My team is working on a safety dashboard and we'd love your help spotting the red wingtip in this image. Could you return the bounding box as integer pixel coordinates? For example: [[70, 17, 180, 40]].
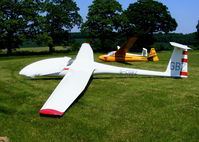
[[39, 109, 63, 116]]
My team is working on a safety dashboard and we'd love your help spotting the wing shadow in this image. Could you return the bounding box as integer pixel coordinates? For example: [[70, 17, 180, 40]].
[[32, 77, 63, 80], [116, 62, 133, 65]]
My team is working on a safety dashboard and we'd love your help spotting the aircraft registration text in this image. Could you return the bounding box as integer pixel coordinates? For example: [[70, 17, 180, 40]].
[[120, 69, 137, 75]]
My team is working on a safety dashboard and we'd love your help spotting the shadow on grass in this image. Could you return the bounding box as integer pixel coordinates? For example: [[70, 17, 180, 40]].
[[32, 77, 63, 80], [116, 62, 133, 65], [40, 114, 62, 118]]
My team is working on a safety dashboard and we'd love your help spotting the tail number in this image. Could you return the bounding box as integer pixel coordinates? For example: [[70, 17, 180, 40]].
[[171, 62, 181, 71]]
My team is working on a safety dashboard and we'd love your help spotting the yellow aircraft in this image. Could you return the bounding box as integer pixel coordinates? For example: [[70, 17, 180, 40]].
[[98, 36, 159, 62]]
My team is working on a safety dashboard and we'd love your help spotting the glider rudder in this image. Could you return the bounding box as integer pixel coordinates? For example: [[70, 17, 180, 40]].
[[165, 42, 191, 78], [147, 48, 159, 61]]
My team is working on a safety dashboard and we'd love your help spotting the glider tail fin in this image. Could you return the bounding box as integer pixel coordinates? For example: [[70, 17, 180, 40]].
[[165, 42, 191, 78], [147, 48, 159, 61]]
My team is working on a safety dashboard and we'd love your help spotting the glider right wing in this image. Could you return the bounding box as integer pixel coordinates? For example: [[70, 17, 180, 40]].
[[115, 36, 137, 57], [39, 43, 94, 116]]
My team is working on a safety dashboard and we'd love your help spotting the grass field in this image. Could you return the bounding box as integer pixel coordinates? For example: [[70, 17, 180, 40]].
[[0, 46, 70, 56], [0, 49, 199, 142]]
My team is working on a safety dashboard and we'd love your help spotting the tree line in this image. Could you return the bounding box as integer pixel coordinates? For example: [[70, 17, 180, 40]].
[[0, 0, 198, 55], [0, 0, 82, 55]]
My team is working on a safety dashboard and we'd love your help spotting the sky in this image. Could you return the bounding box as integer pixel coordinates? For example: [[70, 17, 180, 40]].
[[72, 0, 199, 34]]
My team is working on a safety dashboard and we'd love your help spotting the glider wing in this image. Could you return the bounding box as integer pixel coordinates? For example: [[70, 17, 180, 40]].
[[39, 43, 94, 116], [19, 57, 71, 78], [115, 36, 137, 57]]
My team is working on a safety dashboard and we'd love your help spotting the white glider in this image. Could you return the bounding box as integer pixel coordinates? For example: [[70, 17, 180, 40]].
[[19, 42, 191, 116]]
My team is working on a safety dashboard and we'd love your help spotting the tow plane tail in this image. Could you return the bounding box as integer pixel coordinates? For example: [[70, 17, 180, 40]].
[[147, 48, 159, 61], [165, 42, 191, 78]]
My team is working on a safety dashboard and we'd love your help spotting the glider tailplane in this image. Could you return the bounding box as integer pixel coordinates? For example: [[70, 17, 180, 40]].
[[147, 48, 159, 61], [165, 42, 191, 78]]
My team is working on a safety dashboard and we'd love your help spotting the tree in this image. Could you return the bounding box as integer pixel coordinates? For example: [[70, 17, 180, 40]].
[[81, 0, 123, 51], [37, 0, 82, 53], [125, 0, 177, 34], [0, 0, 39, 55], [197, 20, 199, 39], [123, 0, 177, 49]]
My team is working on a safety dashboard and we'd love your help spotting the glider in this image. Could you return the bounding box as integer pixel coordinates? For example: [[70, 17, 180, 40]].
[[98, 36, 159, 62], [19, 42, 191, 116]]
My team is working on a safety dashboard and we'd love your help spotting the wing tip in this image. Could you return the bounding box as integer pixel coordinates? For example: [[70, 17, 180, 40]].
[[39, 109, 64, 116]]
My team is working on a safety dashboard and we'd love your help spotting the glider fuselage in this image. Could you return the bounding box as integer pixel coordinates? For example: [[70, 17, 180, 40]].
[[99, 53, 149, 62]]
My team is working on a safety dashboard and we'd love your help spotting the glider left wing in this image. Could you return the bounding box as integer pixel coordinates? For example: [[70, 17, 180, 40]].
[[39, 43, 94, 116]]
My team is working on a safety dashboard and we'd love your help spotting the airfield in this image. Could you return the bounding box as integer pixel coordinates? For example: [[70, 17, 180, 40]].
[[0, 47, 199, 142]]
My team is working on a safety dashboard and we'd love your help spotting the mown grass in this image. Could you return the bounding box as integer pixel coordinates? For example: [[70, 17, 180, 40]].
[[0, 49, 199, 142], [0, 46, 70, 56]]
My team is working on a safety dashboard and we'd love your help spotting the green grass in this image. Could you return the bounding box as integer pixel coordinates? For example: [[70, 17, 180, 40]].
[[0, 46, 70, 55], [0, 49, 199, 142]]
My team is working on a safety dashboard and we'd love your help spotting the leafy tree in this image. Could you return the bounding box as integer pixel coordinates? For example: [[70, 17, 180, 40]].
[[154, 33, 199, 48], [123, 0, 177, 49], [81, 0, 123, 51], [197, 20, 199, 39], [37, 0, 82, 53], [125, 0, 177, 34], [0, 0, 39, 55]]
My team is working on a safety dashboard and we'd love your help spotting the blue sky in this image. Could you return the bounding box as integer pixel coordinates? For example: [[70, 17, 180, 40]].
[[72, 0, 199, 34]]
